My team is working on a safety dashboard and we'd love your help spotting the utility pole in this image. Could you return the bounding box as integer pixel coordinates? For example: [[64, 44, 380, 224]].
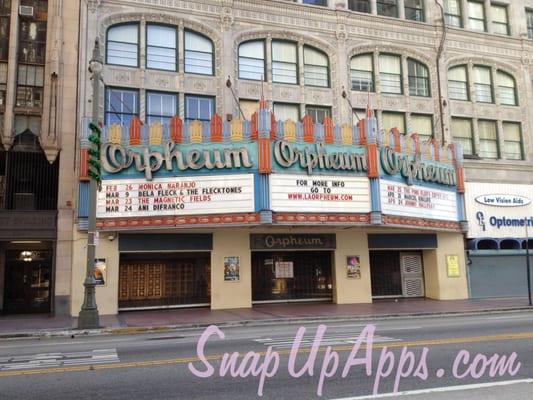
[[78, 39, 102, 329]]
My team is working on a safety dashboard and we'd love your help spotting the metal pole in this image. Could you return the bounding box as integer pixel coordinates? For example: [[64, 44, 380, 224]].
[[78, 39, 101, 329], [526, 220, 532, 306]]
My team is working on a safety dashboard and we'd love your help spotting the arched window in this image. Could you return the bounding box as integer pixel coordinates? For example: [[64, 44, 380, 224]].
[[184, 30, 214, 75], [238, 40, 265, 81], [106, 23, 139, 67], [407, 59, 429, 97], [448, 65, 468, 101], [303, 46, 329, 87], [496, 70, 517, 106], [350, 53, 374, 92], [473, 65, 493, 103], [272, 40, 298, 84]]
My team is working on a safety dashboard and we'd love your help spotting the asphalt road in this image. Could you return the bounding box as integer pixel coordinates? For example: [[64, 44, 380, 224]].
[[0, 311, 532, 400]]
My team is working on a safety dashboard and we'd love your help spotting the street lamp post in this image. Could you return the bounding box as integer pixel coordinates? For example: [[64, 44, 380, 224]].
[[78, 39, 102, 329]]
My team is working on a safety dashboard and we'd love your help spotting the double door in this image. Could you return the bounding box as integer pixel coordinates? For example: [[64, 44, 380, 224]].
[[3, 250, 52, 314]]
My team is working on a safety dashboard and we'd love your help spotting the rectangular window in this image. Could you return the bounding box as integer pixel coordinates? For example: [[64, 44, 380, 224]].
[[272, 41, 298, 84], [146, 24, 177, 71], [302, 0, 328, 5], [16, 65, 44, 108], [478, 120, 498, 159], [473, 66, 493, 103], [491, 4, 509, 35], [410, 114, 433, 142], [351, 54, 374, 92], [304, 47, 328, 87], [352, 108, 374, 125], [185, 95, 214, 122], [408, 59, 429, 97], [0, 16, 9, 61], [468, 1, 486, 32], [105, 88, 139, 126], [379, 54, 402, 94], [348, 0, 370, 13], [451, 118, 474, 155], [377, 0, 398, 18], [239, 99, 259, 120], [0, 62, 7, 109], [502, 122, 523, 160], [382, 111, 405, 135], [305, 105, 331, 124], [273, 102, 300, 122], [448, 66, 469, 101], [146, 92, 177, 126], [444, 0, 462, 27], [405, 0, 424, 22], [527, 10, 533, 40]]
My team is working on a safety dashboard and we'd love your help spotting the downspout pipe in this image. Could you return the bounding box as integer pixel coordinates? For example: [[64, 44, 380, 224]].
[[434, 0, 447, 144]]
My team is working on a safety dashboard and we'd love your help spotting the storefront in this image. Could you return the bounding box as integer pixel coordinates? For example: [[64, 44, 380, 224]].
[[465, 182, 533, 298], [72, 108, 470, 316]]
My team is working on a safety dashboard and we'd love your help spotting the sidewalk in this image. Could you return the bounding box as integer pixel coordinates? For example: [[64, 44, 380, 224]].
[[0, 298, 531, 338]]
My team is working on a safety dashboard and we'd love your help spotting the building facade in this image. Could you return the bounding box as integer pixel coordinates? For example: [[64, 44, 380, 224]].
[[72, 0, 533, 315], [0, 0, 79, 315]]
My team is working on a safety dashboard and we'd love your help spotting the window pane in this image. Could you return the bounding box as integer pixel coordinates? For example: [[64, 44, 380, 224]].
[[303, 0, 327, 5], [185, 95, 214, 121], [410, 114, 433, 140], [448, 66, 468, 100], [408, 59, 429, 97], [273, 103, 299, 122], [468, 1, 485, 31], [305, 106, 331, 124], [478, 120, 498, 159], [304, 47, 327, 66], [379, 54, 401, 74], [382, 112, 405, 134], [239, 99, 259, 120], [272, 41, 297, 63], [351, 54, 373, 71], [304, 47, 328, 87], [348, 0, 370, 13], [184, 32, 213, 75], [473, 66, 492, 103], [503, 122, 522, 160], [147, 25, 176, 71], [405, 0, 424, 22], [239, 41, 265, 81], [377, 0, 398, 17], [497, 71, 516, 106], [147, 92, 177, 125], [107, 24, 138, 67], [528, 10, 533, 39], [380, 55, 402, 94], [105, 88, 138, 126], [491, 5, 507, 24], [451, 118, 473, 155], [351, 54, 374, 91], [272, 41, 297, 84]]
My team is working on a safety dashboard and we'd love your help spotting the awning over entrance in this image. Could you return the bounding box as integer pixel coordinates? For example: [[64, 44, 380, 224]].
[[368, 234, 437, 250]]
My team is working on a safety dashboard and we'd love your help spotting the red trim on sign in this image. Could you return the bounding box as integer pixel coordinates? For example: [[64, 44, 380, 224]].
[[382, 215, 461, 231]]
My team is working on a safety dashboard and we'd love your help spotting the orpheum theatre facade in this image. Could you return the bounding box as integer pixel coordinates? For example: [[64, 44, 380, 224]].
[[71, 108, 469, 315]]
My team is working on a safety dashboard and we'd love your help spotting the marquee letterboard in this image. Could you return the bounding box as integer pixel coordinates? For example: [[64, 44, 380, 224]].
[[97, 174, 254, 218]]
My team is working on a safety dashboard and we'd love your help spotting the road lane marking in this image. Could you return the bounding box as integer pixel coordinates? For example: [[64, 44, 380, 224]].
[[0, 331, 532, 377], [0, 349, 119, 371], [329, 379, 533, 399]]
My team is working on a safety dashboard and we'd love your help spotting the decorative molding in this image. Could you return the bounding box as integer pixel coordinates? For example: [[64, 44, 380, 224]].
[[273, 213, 370, 224], [382, 215, 461, 232]]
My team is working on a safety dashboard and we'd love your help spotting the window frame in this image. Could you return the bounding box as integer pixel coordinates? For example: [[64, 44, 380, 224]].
[[467, 0, 486, 32], [184, 29, 215, 76], [477, 119, 499, 159], [407, 58, 430, 97], [447, 64, 470, 101], [473, 65, 493, 104], [145, 90, 179, 126], [238, 39, 266, 82], [303, 45, 330, 88], [105, 22, 140, 68], [527, 9, 533, 40], [405, 0, 425, 22], [451, 117, 475, 156], [273, 102, 301, 122], [410, 113, 434, 141], [444, 0, 463, 28], [377, 0, 399, 18], [305, 105, 332, 124], [382, 111, 406, 135], [271, 39, 299, 85], [184, 94, 215, 122], [145, 23, 178, 72], [104, 87, 139, 126], [379, 53, 403, 95], [348, 0, 371, 14], [350, 53, 375, 92], [490, 3, 509, 36], [502, 122, 523, 161], [496, 70, 517, 106]]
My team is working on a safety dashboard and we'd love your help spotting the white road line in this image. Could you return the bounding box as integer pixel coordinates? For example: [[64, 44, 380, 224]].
[[0, 349, 119, 371], [329, 379, 533, 399]]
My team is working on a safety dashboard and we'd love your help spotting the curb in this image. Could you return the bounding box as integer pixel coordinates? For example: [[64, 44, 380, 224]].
[[0, 306, 532, 340]]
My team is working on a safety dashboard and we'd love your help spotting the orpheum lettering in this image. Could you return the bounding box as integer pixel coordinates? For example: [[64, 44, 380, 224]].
[[102, 141, 253, 181], [265, 235, 324, 249], [274, 140, 367, 175]]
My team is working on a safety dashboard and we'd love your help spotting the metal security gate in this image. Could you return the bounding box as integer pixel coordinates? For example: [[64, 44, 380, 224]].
[[118, 253, 210, 310], [400, 252, 425, 297]]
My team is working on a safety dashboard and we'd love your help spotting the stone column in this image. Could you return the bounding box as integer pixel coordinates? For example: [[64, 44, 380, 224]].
[[370, 0, 377, 15], [460, 0, 468, 29], [398, 0, 405, 19], [483, 0, 492, 33], [2, 0, 19, 149]]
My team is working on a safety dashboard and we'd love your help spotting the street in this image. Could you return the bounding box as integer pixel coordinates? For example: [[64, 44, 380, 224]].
[[0, 311, 532, 399]]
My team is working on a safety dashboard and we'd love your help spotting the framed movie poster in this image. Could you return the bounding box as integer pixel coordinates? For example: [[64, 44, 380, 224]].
[[224, 256, 240, 282], [346, 256, 361, 279], [446, 255, 460, 278], [93, 258, 107, 286]]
